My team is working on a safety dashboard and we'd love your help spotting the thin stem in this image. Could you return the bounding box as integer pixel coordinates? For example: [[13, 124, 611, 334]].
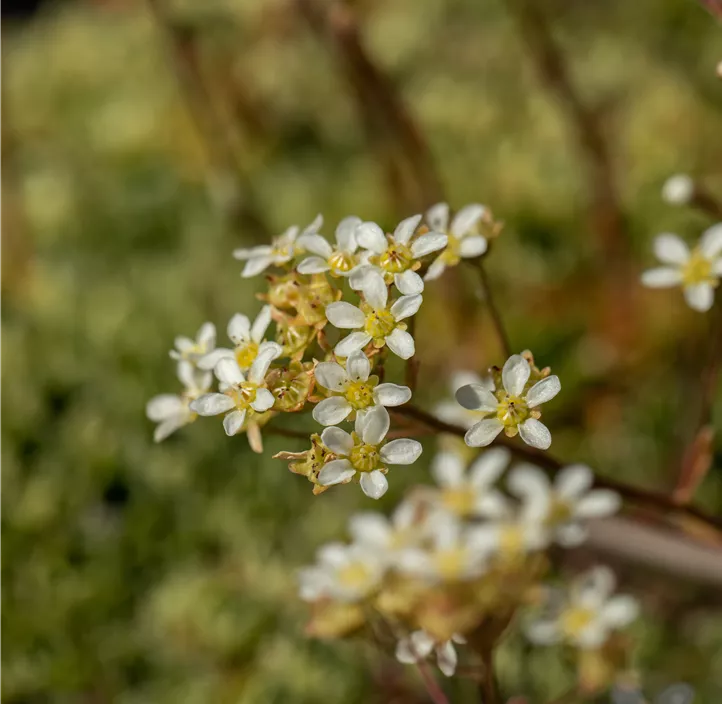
[[415, 659, 450, 704], [472, 259, 512, 358], [265, 426, 311, 440], [479, 648, 499, 704]]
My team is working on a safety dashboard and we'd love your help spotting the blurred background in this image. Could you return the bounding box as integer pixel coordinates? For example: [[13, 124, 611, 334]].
[[3, 0, 722, 701]]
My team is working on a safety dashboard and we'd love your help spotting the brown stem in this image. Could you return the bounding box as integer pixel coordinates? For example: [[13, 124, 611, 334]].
[[265, 426, 311, 440], [691, 185, 722, 220], [471, 259, 512, 358], [479, 648, 500, 704], [415, 660, 450, 704]]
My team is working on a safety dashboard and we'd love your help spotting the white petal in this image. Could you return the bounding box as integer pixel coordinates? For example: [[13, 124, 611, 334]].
[[360, 470, 388, 499], [146, 394, 185, 422], [502, 354, 531, 396], [395, 639, 417, 665], [455, 383, 497, 412], [555, 523, 588, 547], [459, 235, 488, 258], [380, 438, 422, 465], [390, 294, 422, 321], [436, 641, 458, 677], [215, 358, 245, 386], [384, 328, 415, 359], [349, 512, 391, 548], [301, 215, 323, 237], [223, 409, 247, 435], [349, 265, 380, 292], [153, 416, 186, 443], [227, 313, 251, 344], [297, 256, 331, 275], [431, 452, 464, 487], [575, 491, 621, 518], [556, 464, 593, 498], [394, 270, 424, 295], [525, 375, 561, 408], [360, 405, 390, 445], [426, 202, 449, 232], [411, 232, 448, 258], [360, 270, 388, 311], [373, 383, 412, 407], [475, 491, 510, 518], [334, 332, 372, 357], [393, 214, 422, 245], [297, 233, 333, 258], [318, 460, 356, 486], [173, 336, 194, 353], [410, 630, 436, 658], [356, 222, 387, 253], [641, 267, 683, 288], [465, 419, 504, 447], [314, 362, 348, 391], [326, 301, 365, 329], [525, 620, 560, 646], [190, 393, 236, 416], [700, 223, 722, 258], [684, 283, 714, 312], [248, 341, 282, 383], [233, 245, 272, 260], [335, 215, 362, 252], [241, 254, 274, 277], [251, 306, 272, 344], [507, 464, 550, 501], [714, 259, 722, 276], [312, 396, 353, 426], [576, 623, 608, 650], [197, 348, 234, 371], [654, 233, 690, 265], [346, 350, 370, 382], [468, 447, 510, 487], [518, 418, 552, 449], [197, 321, 216, 346], [450, 204, 486, 236], [320, 426, 355, 456], [600, 596, 639, 628], [424, 257, 447, 281], [250, 387, 275, 412], [662, 174, 694, 204]]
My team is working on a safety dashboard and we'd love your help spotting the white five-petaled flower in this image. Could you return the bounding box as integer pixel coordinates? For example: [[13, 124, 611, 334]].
[[641, 226, 722, 312], [431, 448, 510, 519], [296, 216, 366, 277], [350, 214, 448, 294], [326, 270, 421, 359], [169, 322, 216, 364], [312, 349, 412, 426], [317, 406, 422, 499], [347, 499, 425, 560], [233, 214, 322, 277], [395, 630, 467, 677], [526, 566, 639, 650], [197, 305, 273, 372], [298, 542, 385, 603], [508, 463, 621, 547], [424, 202, 490, 281], [146, 361, 213, 442], [190, 341, 281, 436], [456, 354, 561, 450]]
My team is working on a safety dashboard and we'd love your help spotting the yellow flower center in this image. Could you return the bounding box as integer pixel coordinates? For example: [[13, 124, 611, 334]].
[[496, 394, 529, 428], [328, 250, 356, 276], [344, 380, 376, 411], [546, 496, 573, 526], [375, 242, 415, 274], [227, 382, 258, 411], [337, 561, 373, 590], [441, 486, 477, 517], [349, 442, 381, 472], [498, 524, 526, 560], [363, 308, 397, 340], [433, 547, 468, 581], [560, 606, 595, 638], [439, 234, 461, 266], [681, 249, 715, 286], [235, 341, 259, 369]]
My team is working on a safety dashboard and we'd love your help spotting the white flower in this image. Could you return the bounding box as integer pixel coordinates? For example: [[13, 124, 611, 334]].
[[296, 216, 367, 277], [347, 499, 425, 558], [661, 174, 694, 205], [424, 202, 490, 281], [169, 322, 216, 364], [398, 513, 491, 583], [325, 270, 421, 359], [456, 354, 561, 450], [197, 306, 273, 371], [433, 370, 495, 429], [298, 542, 385, 603], [146, 361, 212, 442], [312, 349, 412, 426], [233, 214, 322, 277], [641, 226, 722, 312], [396, 630, 467, 677], [317, 406, 422, 499], [189, 341, 281, 436], [431, 448, 510, 518], [526, 566, 639, 650], [351, 214, 447, 294], [508, 463, 621, 546]]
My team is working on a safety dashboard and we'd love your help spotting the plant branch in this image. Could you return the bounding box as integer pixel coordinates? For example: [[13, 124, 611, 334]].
[[471, 259, 512, 358], [415, 660, 450, 704]]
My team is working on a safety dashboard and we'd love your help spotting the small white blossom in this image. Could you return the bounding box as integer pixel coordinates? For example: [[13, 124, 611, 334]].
[[395, 630, 467, 677], [298, 542, 385, 603], [317, 406, 422, 499], [326, 270, 421, 359], [641, 226, 722, 312], [526, 566, 639, 650], [296, 216, 367, 277], [190, 341, 281, 436], [312, 349, 412, 426], [350, 214, 448, 294], [456, 354, 561, 450], [347, 499, 425, 559], [197, 306, 273, 371], [169, 322, 216, 363], [433, 370, 495, 429], [508, 463, 621, 546], [233, 215, 322, 277], [662, 174, 694, 205], [146, 361, 212, 442], [431, 448, 510, 519], [424, 202, 490, 281]]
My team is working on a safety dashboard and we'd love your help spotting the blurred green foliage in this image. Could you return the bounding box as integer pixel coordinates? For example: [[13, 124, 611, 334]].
[[3, 0, 722, 701]]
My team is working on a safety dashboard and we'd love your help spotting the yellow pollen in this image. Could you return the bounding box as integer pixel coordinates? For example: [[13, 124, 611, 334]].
[[337, 562, 372, 589], [376, 242, 414, 273], [349, 443, 381, 472], [227, 382, 258, 411], [560, 607, 595, 638], [441, 486, 477, 516], [434, 547, 468, 580], [364, 308, 396, 340], [344, 380, 376, 410], [439, 234, 461, 266], [496, 394, 529, 428], [235, 341, 259, 369], [546, 496, 573, 525], [328, 250, 356, 275], [681, 249, 715, 286]]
